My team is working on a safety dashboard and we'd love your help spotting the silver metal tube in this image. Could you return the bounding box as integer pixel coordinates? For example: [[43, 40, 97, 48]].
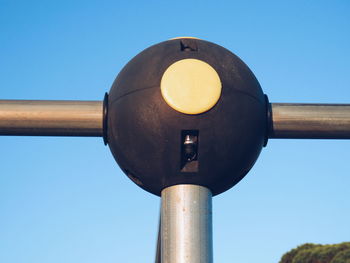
[[161, 184, 213, 263], [270, 103, 350, 139], [155, 216, 161, 263], [0, 100, 103, 136]]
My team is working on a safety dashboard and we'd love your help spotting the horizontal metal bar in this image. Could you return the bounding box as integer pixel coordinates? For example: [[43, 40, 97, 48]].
[[2, 100, 349, 139], [269, 103, 350, 139], [0, 100, 103, 136]]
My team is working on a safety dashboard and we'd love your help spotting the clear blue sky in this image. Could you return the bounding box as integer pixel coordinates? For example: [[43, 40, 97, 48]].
[[1, 1, 349, 262]]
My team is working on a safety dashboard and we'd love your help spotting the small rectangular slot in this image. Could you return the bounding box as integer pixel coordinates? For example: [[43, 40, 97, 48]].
[[180, 39, 198, 52], [180, 130, 199, 173]]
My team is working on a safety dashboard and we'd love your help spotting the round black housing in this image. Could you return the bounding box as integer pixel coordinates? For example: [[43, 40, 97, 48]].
[[107, 38, 267, 196]]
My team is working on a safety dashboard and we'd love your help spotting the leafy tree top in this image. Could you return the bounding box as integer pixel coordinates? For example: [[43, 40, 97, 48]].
[[280, 242, 350, 263]]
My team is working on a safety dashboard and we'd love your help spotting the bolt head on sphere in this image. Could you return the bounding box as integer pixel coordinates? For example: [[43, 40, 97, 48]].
[[107, 38, 268, 196]]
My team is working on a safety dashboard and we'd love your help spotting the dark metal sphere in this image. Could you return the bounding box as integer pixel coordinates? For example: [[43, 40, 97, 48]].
[[107, 38, 268, 196]]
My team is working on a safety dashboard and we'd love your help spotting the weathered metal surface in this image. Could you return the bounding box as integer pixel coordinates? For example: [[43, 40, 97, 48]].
[[161, 184, 213, 263], [0, 100, 103, 136], [269, 103, 350, 139]]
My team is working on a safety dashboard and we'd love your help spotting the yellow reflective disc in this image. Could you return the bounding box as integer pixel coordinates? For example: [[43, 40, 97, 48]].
[[160, 59, 222, 115]]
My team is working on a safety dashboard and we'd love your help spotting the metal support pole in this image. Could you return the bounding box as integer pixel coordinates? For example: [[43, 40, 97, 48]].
[[269, 103, 350, 139], [0, 100, 103, 136], [161, 184, 213, 263]]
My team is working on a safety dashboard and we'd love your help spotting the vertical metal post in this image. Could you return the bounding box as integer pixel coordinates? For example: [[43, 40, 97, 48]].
[[161, 184, 213, 263]]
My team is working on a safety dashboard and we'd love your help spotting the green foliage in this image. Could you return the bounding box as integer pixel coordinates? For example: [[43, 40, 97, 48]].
[[331, 249, 350, 263], [280, 244, 320, 263], [279, 242, 350, 263]]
